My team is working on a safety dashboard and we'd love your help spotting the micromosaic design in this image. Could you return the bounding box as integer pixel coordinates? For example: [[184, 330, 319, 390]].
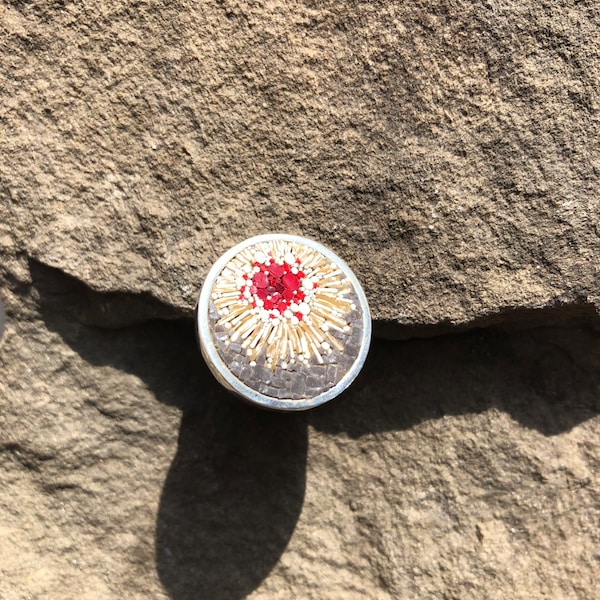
[[209, 239, 358, 375]]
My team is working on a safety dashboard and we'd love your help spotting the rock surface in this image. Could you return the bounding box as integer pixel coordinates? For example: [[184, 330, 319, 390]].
[[1, 267, 599, 599], [1, 1, 600, 599], [1, 0, 598, 330]]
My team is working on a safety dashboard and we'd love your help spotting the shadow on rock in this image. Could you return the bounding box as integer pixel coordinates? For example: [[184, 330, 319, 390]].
[[311, 326, 600, 438], [156, 398, 307, 600], [28, 259, 600, 597], [29, 259, 308, 600]]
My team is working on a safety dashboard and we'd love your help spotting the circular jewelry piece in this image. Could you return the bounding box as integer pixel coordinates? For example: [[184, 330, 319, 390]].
[[196, 234, 371, 411]]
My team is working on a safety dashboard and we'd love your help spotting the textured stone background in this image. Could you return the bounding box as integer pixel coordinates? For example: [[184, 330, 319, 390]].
[[1, 0, 598, 328], [1, 0, 599, 598]]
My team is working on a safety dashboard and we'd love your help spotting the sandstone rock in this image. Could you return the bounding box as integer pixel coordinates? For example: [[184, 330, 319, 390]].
[[0, 298, 5, 342], [0, 272, 598, 598], [1, 1, 600, 598], [1, 0, 598, 331]]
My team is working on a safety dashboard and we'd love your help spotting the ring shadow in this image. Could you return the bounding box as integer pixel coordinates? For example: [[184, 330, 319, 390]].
[[29, 259, 308, 600], [29, 259, 600, 599], [156, 390, 308, 600]]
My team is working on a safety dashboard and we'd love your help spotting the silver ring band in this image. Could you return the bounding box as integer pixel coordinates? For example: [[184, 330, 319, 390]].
[[196, 234, 371, 411]]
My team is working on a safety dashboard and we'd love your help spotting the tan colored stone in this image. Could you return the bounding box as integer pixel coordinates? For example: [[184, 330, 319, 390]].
[[1, 1, 600, 598], [1, 0, 598, 331], [0, 280, 598, 597]]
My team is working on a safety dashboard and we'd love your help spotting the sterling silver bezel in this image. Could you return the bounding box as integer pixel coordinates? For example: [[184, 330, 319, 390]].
[[196, 233, 371, 411]]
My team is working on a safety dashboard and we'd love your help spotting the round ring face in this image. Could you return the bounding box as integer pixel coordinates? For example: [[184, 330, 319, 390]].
[[197, 234, 371, 411]]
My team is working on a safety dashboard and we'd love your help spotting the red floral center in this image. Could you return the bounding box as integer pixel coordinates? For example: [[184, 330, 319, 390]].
[[238, 255, 308, 320]]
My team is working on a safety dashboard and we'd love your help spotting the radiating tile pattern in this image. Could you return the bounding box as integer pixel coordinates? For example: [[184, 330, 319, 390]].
[[208, 292, 365, 400], [210, 239, 359, 370]]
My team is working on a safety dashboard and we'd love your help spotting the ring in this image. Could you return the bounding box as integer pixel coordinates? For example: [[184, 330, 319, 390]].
[[196, 234, 371, 411]]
